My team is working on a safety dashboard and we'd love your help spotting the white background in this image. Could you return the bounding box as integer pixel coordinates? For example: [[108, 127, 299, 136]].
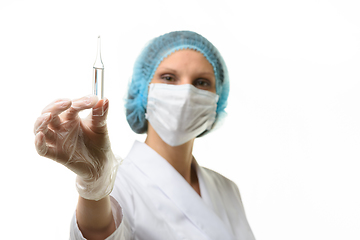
[[1, 0, 359, 239]]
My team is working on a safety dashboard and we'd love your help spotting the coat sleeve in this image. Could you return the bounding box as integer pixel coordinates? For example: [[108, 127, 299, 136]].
[[69, 196, 132, 240]]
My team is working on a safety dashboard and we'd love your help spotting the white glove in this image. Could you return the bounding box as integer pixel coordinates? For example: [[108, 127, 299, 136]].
[[34, 95, 121, 201]]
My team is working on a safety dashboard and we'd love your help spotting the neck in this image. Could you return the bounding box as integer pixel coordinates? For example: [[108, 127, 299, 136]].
[[145, 124, 196, 185]]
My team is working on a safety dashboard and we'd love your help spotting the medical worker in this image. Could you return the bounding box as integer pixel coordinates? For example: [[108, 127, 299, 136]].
[[34, 31, 255, 240]]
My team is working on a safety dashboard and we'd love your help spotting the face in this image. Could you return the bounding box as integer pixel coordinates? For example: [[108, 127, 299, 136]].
[[151, 49, 216, 93]]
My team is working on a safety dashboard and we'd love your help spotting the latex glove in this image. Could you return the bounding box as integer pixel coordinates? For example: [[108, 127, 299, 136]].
[[34, 95, 121, 201]]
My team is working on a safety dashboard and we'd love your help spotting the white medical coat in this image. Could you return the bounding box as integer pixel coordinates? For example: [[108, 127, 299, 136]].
[[70, 141, 255, 240]]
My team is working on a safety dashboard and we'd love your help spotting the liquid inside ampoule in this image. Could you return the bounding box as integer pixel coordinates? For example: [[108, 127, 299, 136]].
[[93, 67, 104, 99]]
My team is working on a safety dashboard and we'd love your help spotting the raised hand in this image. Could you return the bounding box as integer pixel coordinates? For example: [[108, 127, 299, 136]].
[[34, 95, 120, 200]]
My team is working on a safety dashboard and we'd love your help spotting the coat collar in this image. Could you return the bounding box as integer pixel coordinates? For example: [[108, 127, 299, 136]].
[[127, 141, 235, 240]]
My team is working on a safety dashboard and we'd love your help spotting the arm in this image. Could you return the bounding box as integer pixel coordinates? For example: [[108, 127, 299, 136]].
[[34, 96, 120, 239], [76, 196, 115, 240]]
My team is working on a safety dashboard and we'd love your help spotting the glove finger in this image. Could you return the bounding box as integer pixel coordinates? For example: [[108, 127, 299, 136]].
[[64, 95, 98, 120], [40, 99, 72, 130], [41, 99, 72, 116], [35, 132, 57, 159], [42, 127, 57, 147], [48, 114, 62, 131], [34, 112, 51, 135], [34, 115, 57, 147], [89, 98, 109, 134]]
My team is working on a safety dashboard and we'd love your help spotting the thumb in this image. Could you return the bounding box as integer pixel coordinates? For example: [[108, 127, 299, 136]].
[[89, 98, 110, 134]]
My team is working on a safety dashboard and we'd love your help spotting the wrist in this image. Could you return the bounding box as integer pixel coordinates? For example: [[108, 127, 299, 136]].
[[76, 151, 122, 201]]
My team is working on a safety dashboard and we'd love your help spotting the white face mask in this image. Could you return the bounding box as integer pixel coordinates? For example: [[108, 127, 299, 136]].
[[145, 83, 219, 147]]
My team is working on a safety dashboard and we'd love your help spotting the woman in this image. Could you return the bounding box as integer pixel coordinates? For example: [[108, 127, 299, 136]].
[[34, 31, 255, 240]]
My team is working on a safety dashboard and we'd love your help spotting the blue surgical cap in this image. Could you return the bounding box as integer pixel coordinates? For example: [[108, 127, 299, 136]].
[[125, 30, 230, 134]]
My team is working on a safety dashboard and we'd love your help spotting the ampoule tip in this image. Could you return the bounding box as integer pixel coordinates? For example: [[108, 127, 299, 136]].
[[93, 36, 103, 68]]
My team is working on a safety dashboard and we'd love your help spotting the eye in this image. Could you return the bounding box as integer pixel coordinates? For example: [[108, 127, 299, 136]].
[[194, 79, 211, 87], [161, 74, 176, 82]]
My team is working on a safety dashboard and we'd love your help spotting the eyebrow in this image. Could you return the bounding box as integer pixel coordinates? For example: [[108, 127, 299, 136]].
[[157, 67, 178, 74], [158, 67, 214, 77]]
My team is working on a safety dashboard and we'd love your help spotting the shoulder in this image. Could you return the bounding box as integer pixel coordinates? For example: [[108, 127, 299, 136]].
[[200, 166, 241, 198], [201, 166, 237, 186]]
